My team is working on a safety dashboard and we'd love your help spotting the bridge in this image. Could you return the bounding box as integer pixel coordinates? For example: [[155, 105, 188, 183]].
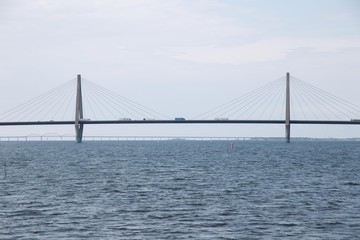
[[0, 73, 359, 143]]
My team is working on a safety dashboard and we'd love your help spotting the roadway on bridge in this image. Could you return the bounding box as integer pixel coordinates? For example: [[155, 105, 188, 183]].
[[1, 119, 360, 126]]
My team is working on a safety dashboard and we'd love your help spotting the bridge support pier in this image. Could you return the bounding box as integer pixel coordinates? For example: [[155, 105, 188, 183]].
[[285, 72, 291, 143], [75, 74, 84, 143], [75, 124, 84, 143]]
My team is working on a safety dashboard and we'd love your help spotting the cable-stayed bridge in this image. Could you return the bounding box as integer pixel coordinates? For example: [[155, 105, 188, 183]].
[[0, 73, 359, 143]]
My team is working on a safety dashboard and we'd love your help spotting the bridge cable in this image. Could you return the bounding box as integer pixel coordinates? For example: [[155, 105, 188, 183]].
[[234, 79, 283, 120], [292, 77, 360, 119], [290, 84, 307, 119], [269, 83, 285, 119], [225, 78, 283, 119], [82, 79, 170, 119], [257, 81, 285, 119], [0, 79, 75, 121], [83, 81, 144, 119], [84, 81, 145, 119], [193, 77, 284, 120], [292, 79, 345, 119], [293, 79, 344, 119], [31, 82, 75, 121]]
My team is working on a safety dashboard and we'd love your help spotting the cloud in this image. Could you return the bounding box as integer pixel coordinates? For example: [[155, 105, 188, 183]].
[[173, 37, 360, 64]]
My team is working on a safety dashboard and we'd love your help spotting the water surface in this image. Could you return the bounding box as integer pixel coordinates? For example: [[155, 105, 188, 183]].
[[1, 140, 360, 239]]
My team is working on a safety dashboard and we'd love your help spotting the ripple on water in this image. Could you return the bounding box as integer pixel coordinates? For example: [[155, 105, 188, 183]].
[[0, 141, 360, 239]]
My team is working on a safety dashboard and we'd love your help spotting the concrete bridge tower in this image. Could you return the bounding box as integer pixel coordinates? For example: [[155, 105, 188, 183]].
[[285, 72, 291, 143], [75, 74, 84, 143]]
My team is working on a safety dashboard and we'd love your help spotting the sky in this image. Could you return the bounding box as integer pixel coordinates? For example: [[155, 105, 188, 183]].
[[0, 0, 360, 138]]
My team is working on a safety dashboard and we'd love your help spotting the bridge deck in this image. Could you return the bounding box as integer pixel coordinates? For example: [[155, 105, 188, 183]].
[[1, 120, 360, 126]]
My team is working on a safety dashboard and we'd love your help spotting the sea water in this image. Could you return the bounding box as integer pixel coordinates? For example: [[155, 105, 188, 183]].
[[1, 140, 360, 239]]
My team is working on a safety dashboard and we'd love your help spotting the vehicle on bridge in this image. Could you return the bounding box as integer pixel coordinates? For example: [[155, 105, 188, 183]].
[[351, 119, 360, 121], [175, 117, 186, 121], [119, 118, 132, 121]]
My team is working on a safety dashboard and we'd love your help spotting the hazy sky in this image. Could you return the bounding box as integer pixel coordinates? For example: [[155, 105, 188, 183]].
[[1, 0, 360, 138]]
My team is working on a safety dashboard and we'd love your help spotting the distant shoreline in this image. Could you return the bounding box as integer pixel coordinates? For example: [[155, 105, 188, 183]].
[[0, 136, 359, 142]]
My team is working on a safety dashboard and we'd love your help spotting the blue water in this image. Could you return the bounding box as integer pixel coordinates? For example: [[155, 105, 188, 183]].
[[1, 140, 360, 239]]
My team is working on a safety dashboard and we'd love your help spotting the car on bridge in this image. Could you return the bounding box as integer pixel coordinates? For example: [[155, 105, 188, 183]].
[[175, 117, 186, 121]]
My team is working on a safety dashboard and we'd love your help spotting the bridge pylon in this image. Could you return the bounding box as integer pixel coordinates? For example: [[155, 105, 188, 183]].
[[75, 74, 84, 143], [285, 72, 291, 143]]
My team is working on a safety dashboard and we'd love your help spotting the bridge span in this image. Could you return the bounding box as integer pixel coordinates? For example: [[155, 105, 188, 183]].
[[1, 119, 360, 126], [1, 73, 360, 143]]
